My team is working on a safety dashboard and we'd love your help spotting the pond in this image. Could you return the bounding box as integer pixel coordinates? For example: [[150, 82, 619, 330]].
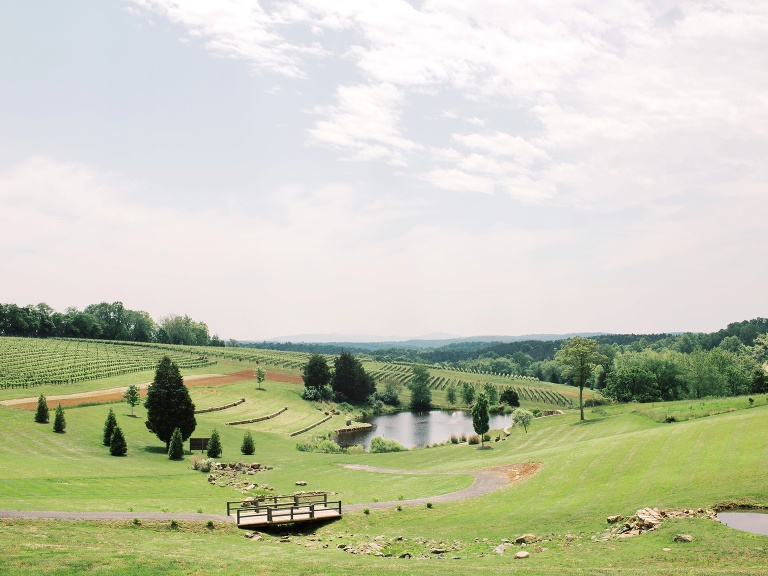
[[334, 410, 513, 449], [717, 511, 768, 536]]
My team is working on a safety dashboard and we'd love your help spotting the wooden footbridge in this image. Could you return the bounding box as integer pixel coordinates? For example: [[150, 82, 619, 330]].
[[227, 493, 342, 527]]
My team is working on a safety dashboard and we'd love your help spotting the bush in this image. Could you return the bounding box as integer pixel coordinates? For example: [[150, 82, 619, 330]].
[[426, 502, 433, 509], [369, 436, 407, 453], [397, 505, 403, 512], [53, 404, 66, 433], [168, 427, 184, 460], [459, 433, 467, 443], [337, 402, 353, 413], [170, 519, 179, 529], [346, 444, 365, 455], [241, 430, 255, 455], [665, 415, 677, 423], [366, 394, 384, 412], [301, 387, 322, 401], [192, 456, 215, 472], [500, 388, 520, 407], [467, 434, 480, 445], [450, 435, 459, 444], [206, 429, 222, 458], [363, 507, 370, 515], [109, 426, 128, 456], [532, 408, 542, 417], [206, 520, 214, 529], [35, 394, 49, 424], [376, 381, 401, 406], [482, 433, 491, 442]]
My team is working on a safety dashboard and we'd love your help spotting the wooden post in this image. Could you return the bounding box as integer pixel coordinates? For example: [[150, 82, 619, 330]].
[[267, 507, 273, 523], [310, 504, 315, 519]]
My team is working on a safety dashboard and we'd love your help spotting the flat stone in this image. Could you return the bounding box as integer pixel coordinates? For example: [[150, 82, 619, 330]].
[[674, 534, 694, 543], [515, 534, 537, 544], [514, 551, 530, 559]]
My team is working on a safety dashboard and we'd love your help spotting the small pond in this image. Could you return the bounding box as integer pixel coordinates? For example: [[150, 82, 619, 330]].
[[717, 511, 768, 536], [335, 410, 513, 449]]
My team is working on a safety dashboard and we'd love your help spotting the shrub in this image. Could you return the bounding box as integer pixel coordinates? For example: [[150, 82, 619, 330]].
[[192, 457, 215, 472], [206, 520, 214, 529], [301, 387, 321, 401], [170, 519, 179, 529], [450, 435, 459, 444], [500, 388, 520, 407], [482, 433, 490, 442], [426, 502, 433, 509], [363, 507, 370, 515], [459, 433, 467, 443], [369, 436, 407, 453], [315, 439, 345, 453], [337, 402, 353, 413], [103, 408, 117, 446], [109, 426, 128, 456], [467, 434, 480, 445], [366, 394, 384, 412], [132, 518, 141, 526], [35, 394, 49, 424], [532, 408, 542, 417], [168, 428, 184, 460], [346, 444, 365, 455], [376, 380, 401, 406], [397, 505, 403, 512], [53, 404, 66, 433], [207, 429, 222, 458], [665, 415, 677, 423], [241, 430, 255, 455]]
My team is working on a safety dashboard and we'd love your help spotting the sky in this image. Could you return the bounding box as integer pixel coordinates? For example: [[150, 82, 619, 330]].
[[1, 1, 766, 341]]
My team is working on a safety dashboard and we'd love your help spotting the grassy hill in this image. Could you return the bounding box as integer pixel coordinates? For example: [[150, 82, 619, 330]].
[[1, 339, 767, 574]]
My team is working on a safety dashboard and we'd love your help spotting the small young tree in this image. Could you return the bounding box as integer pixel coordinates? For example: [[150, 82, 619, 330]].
[[35, 393, 49, 424], [53, 404, 66, 433], [460, 382, 475, 406], [206, 429, 222, 458], [483, 383, 499, 406], [512, 408, 534, 433], [123, 384, 141, 416], [471, 392, 490, 448], [255, 367, 266, 390], [446, 384, 457, 405], [408, 365, 432, 411], [110, 425, 127, 456], [168, 427, 184, 460], [103, 408, 117, 446], [241, 430, 255, 456]]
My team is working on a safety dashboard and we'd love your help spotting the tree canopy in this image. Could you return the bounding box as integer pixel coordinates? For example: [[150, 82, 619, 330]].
[[144, 356, 196, 451], [471, 392, 490, 448], [331, 351, 375, 403], [302, 354, 331, 390], [408, 365, 432, 411], [555, 337, 606, 420]]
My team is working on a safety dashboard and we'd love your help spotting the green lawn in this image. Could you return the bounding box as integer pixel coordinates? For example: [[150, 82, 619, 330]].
[[1, 364, 767, 574]]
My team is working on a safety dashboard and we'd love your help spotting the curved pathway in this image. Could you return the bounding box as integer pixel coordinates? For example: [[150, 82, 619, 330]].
[[0, 462, 540, 522]]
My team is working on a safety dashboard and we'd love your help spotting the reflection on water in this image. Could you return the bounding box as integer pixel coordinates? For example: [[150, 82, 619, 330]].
[[335, 410, 513, 449], [717, 511, 768, 536]]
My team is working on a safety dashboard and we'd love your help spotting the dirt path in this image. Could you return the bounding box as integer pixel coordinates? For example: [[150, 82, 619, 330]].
[[0, 463, 540, 522], [1, 369, 300, 410]]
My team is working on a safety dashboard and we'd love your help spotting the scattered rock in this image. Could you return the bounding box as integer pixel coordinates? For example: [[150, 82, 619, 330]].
[[430, 548, 446, 554], [674, 534, 694, 543], [399, 552, 412, 559], [607, 515, 624, 523], [514, 551, 530, 559], [663, 548, 671, 551], [515, 534, 537, 544], [295, 481, 307, 486], [493, 545, 508, 554]]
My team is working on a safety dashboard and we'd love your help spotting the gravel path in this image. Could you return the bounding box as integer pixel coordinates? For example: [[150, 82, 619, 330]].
[[0, 463, 540, 522]]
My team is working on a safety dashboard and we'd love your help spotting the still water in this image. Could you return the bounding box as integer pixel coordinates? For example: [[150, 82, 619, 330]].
[[335, 410, 513, 449], [717, 511, 768, 536]]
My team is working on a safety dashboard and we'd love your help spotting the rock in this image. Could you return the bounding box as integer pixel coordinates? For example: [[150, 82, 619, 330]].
[[663, 548, 671, 551], [515, 534, 536, 544], [514, 551, 530, 559], [295, 481, 307, 486], [431, 548, 446, 554], [674, 534, 694, 543], [337, 543, 348, 549], [607, 515, 624, 523], [399, 553, 412, 559], [565, 534, 576, 542], [493, 545, 508, 554]]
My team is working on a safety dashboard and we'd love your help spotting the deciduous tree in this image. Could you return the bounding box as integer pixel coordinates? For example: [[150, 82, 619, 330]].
[[460, 382, 475, 406], [255, 367, 266, 390], [555, 337, 607, 420], [512, 408, 533, 433], [471, 392, 490, 448], [408, 365, 432, 411], [144, 357, 196, 451], [123, 384, 141, 416], [302, 354, 331, 390]]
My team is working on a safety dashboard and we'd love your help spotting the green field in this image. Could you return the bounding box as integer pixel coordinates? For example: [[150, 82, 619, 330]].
[[1, 339, 767, 574]]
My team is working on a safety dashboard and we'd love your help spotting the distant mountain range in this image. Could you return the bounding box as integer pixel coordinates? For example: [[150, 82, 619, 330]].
[[250, 332, 609, 350]]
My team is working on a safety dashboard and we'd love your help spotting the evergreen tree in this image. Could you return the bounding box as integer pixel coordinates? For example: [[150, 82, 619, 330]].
[[500, 388, 520, 407], [408, 365, 432, 411], [302, 354, 332, 390], [206, 428, 222, 458], [53, 404, 66, 433], [35, 393, 49, 424], [103, 408, 117, 446], [331, 350, 375, 403], [144, 356, 196, 451], [168, 427, 184, 460], [123, 384, 141, 416], [471, 392, 490, 448], [241, 430, 255, 455], [109, 425, 127, 456]]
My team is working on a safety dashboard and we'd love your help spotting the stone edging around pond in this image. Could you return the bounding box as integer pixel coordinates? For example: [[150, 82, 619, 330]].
[[334, 423, 373, 434], [195, 398, 246, 414], [225, 407, 288, 426]]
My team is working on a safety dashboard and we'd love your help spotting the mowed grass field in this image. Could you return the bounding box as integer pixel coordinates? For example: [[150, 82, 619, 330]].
[[1, 350, 767, 575]]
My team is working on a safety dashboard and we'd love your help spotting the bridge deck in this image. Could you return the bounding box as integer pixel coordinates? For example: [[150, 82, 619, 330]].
[[228, 498, 342, 527]]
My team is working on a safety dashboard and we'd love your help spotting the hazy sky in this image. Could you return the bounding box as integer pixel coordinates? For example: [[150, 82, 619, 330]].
[[1, 1, 766, 340]]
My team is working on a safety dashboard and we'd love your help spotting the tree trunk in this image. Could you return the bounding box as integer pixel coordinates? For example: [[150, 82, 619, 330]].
[[579, 385, 584, 420]]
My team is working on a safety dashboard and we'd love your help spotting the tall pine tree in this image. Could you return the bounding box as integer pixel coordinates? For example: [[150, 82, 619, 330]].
[[144, 356, 196, 451]]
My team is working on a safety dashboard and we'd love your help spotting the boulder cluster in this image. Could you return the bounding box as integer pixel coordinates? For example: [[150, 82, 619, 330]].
[[206, 462, 273, 492], [603, 507, 714, 539]]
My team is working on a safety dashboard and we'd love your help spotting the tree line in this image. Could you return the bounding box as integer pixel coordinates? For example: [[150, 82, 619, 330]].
[[0, 301, 225, 346]]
